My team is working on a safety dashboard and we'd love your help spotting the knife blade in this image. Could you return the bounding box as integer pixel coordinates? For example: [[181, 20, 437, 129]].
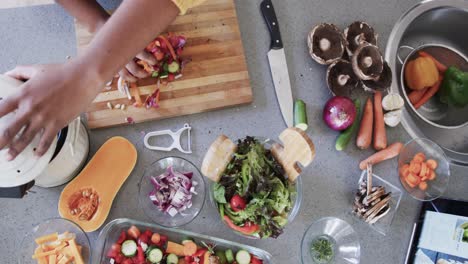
[[261, 0, 294, 128]]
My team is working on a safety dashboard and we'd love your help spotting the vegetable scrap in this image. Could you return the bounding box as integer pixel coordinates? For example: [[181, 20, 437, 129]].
[[32, 232, 85, 264]]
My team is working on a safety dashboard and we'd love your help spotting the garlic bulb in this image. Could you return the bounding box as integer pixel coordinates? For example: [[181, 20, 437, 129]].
[[384, 110, 402, 127], [382, 93, 404, 111]]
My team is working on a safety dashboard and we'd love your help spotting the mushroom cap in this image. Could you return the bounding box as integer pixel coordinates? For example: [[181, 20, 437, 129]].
[[361, 62, 392, 92], [308, 23, 346, 65], [326, 59, 359, 97], [344, 21, 378, 56], [352, 43, 384, 81]]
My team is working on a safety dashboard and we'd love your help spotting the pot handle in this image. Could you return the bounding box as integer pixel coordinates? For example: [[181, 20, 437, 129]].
[[397, 45, 415, 64]]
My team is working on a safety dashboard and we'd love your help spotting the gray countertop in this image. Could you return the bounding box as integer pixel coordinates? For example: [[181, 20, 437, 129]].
[[1, 0, 467, 263]]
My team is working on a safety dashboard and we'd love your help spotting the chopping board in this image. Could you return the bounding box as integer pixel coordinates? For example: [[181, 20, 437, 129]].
[[75, 0, 253, 129]]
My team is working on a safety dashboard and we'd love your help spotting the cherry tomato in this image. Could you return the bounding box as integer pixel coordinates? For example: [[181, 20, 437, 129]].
[[230, 194, 246, 212]]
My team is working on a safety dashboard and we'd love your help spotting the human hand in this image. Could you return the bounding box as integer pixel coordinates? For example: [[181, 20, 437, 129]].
[[1, 63, 103, 160], [118, 50, 157, 82]]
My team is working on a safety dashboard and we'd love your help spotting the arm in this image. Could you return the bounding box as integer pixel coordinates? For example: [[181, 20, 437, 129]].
[[55, 0, 109, 33], [1, 0, 179, 159]]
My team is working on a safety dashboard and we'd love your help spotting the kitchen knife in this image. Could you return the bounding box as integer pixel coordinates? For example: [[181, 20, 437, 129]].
[[260, 0, 294, 128]]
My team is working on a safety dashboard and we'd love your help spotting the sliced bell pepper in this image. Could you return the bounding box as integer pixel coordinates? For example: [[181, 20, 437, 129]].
[[223, 216, 260, 235]]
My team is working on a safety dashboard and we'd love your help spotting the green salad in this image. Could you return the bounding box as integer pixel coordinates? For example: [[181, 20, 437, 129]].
[[213, 136, 295, 238]]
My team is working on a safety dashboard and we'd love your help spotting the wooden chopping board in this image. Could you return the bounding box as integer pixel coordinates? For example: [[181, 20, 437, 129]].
[[75, 0, 253, 129]]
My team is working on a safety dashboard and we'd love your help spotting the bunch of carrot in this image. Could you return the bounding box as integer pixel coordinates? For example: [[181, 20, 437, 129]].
[[356, 91, 387, 151], [408, 51, 447, 109], [399, 152, 438, 191]]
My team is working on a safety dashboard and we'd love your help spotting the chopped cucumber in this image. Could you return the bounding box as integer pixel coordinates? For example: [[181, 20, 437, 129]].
[[219, 203, 225, 218], [235, 250, 251, 264], [215, 250, 228, 264], [121, 240, 137, 257], [159, 73, 169, 79], [294, 100, 308, 131], [151, 71, 159, 78], [166, 253, 179, 264], [335, 99, 361, 151], [225, 249, 234, 263], [181, 237, 194, 245], [168, 62, 180, 73], [163, 63, 169, 72], [146, 247, 163, 263]]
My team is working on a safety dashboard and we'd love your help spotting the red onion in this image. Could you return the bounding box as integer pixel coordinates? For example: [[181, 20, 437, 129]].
[[323, 96, 356, 131]]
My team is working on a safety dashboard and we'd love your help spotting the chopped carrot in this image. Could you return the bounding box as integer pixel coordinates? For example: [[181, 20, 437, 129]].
[[418, 51, 448, 73], [419, 162, 428, 177], [405, 177, 417, 188], [130, 83, 143, 107], [413, 152, 426, 163], [407, 173, 421, 186], [414, 78, 442, 109], [418, 181, 428, 191], [151, 233, 161, 244], [399, 164, 410, 178], [408, 89, 427, 105], [160, 35, 178, 61], [373, 91, 387, 150], [428, 170, 436, 181], [359, 142, 404, 170], [426, 159, 438, 170], [409, 161, 421, 174], [166, 241, 185, 256], [127, 225, 141, 240], [183, 241, 197, 256]]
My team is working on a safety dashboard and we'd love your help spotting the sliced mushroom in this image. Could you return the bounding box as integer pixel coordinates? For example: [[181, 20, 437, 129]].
[[352, 43, 384, 81], [326, 59, 359, 96], [361, 62, 393, 92], [344, 21, 378, 56], [353, 179, 392, 225], [308, 23, 346, 65]]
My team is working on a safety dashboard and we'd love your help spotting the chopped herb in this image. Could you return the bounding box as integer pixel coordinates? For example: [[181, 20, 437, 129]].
[[311, 237, 334, 263]]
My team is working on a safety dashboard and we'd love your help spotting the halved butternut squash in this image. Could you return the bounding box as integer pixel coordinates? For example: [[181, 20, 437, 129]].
[[58, 137, 137, 232]]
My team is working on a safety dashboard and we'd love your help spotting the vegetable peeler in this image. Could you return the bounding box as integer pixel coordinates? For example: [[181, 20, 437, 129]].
[[144, 124, 192, 153]]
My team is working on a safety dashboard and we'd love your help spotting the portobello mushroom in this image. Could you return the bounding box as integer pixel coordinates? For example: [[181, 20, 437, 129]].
[[352, 43, 384, 81], [308, 23, 346, 65], [361, 62, 392, 92], [326, 59, 359, 97], [344, 21, 378, 56]]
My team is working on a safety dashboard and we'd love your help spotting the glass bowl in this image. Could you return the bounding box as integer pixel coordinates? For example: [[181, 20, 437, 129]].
[[138, 156, 205, 227], [208, 137, 303, 239], [301, 217, 360, 264], [18, 218, 91, 264], [398, 138, 450, 201]]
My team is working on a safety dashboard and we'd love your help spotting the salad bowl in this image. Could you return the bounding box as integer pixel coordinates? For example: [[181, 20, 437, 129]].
[[203, 129, 315, 239]]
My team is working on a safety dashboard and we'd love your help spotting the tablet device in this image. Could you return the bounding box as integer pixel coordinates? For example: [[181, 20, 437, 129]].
[[406, 198, 468, 264]]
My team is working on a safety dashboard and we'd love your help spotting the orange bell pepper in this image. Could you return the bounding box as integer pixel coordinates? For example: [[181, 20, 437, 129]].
[[405, 56, 439, 91]]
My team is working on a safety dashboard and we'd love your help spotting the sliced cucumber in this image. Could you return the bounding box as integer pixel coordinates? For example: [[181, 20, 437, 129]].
[[121, 240, 137, 257], [225, 249, 234, 263], [181, 237, 194, 245], [335, 99, 361, 151], [235, 250, 251, 264], [294, 100, 308, 131], [168, 62, 180, 73], [146, 247, 163, 263], [151, 71, 159, 78], [215, 250, 228, 264], [166, 253, 179, 264]]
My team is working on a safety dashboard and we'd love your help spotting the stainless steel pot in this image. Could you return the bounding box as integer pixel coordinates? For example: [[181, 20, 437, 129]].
[[397, 43, 468, 129], [385, 0, 468, 166]]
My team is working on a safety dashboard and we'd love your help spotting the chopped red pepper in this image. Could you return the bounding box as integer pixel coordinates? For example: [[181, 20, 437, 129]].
[[193, 248, 207, 257], [116, 231, 127, 244], [223, 216, 260, 235], [251, 255, 263, 264], [137, 246, 145, 263]]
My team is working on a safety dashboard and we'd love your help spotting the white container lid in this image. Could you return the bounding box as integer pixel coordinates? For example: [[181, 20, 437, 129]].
[[0, 75, 57, 188]]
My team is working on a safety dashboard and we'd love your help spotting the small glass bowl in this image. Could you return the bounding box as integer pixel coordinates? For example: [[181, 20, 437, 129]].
[[18, 218, 91, 264], [353, 171, 403, 235], [138, 157, 205, 228], [301, 217, 360, 264], [398, 138, 450, 201], [209, 137, 303, 239]]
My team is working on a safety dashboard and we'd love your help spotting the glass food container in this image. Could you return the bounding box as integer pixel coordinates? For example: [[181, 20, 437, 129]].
[[208, 137, 303, 239], [93, 218, 273, 263]]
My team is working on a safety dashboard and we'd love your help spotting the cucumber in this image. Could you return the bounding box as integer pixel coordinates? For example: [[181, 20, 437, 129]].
[[181, 237, 194, 245], [219, 204, 225, 218], [168, 62, 180, 73], [335, 99, 361, 151], [225, 249, 234, 263], [151, 71, 159, 78], [159, 73, 169, 79], [215, 250, 228, 264], [294, 100, 308, 131], [166, 253, 179, 264], [235, 250, 251, 264], [121, 240, 137, 257], [146, 247, 163, 263]]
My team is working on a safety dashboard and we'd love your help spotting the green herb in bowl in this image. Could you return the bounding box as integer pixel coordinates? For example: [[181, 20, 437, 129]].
[[311, 235, 335, 263]]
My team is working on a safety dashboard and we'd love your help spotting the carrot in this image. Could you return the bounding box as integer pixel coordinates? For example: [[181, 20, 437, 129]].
[[428, 170, 436, 181], [166, 241, 185, 256], [373, 91, 387, 150], [413, 152, 426, 163], [130, 82, 143, 107], [160, 35, 178, 61], [183, 241, 197, 256], [409, 161, 421, 174], [359, 142, 404, 170], [127, 225, 141, 240], [407, 173, 421, 186], [399, 164, 410, 178], [426, 159, 438, 170], [414, 78, 442, 109], [356, 97, 373, 149], [151, 233, 161, 244], [418, 181, 428, 191], [408, 89, 427, 105], [405, 177, 417, 188], [420, 162, 428, 177], [418, 51, 447, 73]]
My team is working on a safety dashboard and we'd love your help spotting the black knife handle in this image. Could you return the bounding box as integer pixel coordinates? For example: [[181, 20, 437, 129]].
[[260, 0, 283, 50]]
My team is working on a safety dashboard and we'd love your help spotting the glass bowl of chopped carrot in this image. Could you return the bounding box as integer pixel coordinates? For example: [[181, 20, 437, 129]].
[[398, 138, 450, 201], [18, 218, 91, 264]]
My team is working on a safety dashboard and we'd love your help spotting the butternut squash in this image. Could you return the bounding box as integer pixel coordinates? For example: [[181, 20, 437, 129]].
[[58, 137, 137, 232]]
